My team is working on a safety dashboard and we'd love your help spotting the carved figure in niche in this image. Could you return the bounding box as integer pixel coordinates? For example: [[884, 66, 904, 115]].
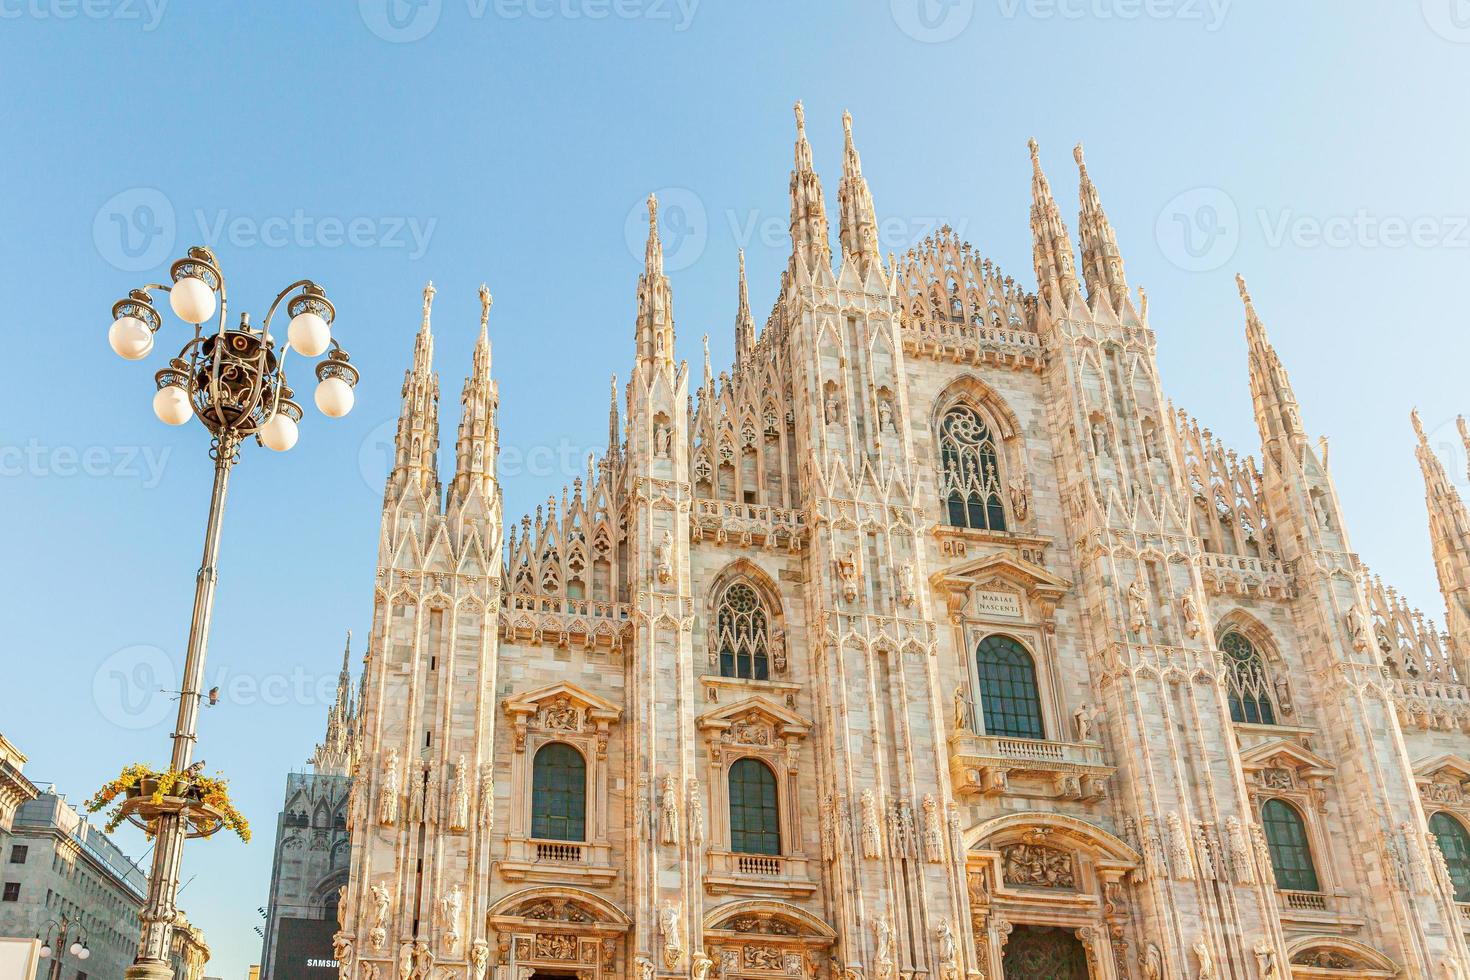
[[1194, 820, 1217, 880], [1225, 816, 1255, 885], [659, 902, 682, 969], [1168, 812, 1195, 880], [871, 919, 894, 980], [1252, 940, 1278, 979], [1008, 476, 1029, 522], [1346, 606, 1369, 652], [1091, 417, 1112, 457], [953, 686, 972, 732], [424, 766, 440, 826], [361, 964, 379, 980], [413, 940, 434, 980], [1180, 594, 1202, 639], [657, 530, 674, 585], [635, 956, 655, 980], [407, 764, 425, 824], [837, 551, 859, 601], [921, 794, 944, 863], [935, 920, 958, 980], [1001, 842, 1075, 888], [398, 942, 413, 980], [336, 886, 347, 927], [1313, 493, 1332, 531], [890, 798, 916, 857], [380, 749, 400, 825], [688, 778, 704, 844], [692, 953, 713, 980], [898, 562, 917, 607], [332, 932, 353, 980], [659, 773, 680, 846], [1260, 767, 1292, 790], [877, 396, 895, 433], [437, 886, 462, 953], [477, 764, 494, 830], [1073, 703, 1093, 742], [370, 882, 392, 949], [1143, 421, 1162, 460], [1127, 579, 1150, 637], [770, 629, 788, 673], [450, 756, 470, 831], [1192, 938, 1215, 980], [654, 421, 672, 458], [1141, 944, 1163, 980], [824, 385, 842, 425], [860, 788, 882, 859]]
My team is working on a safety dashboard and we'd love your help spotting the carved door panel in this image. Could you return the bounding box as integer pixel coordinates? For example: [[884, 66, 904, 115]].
[[1001, 925, 1089, 980]]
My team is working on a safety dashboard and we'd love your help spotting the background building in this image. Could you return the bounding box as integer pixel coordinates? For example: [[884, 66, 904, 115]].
[[337, 110, 1470, 978], [0, 735, 40, 872], [258, 636, 358, 980]]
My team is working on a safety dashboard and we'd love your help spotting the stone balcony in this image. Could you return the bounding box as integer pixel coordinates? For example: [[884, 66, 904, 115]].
[[1198, 552, 1294, 600], [704, 850, 817, 898], [498, 836, 618, 886], [690, 499, 808, 551], [1392, 678, 1470, 732], [948, 731, 1112, 801], [899, 314, 1044, 372]]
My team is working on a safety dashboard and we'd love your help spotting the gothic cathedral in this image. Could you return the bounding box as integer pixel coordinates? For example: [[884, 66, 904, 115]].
[[335, 106, 1470, 980]]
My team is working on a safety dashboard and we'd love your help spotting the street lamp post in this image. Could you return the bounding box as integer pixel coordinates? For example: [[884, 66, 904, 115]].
[[37, 916, 90, 980], [105, 246, 360, 980]]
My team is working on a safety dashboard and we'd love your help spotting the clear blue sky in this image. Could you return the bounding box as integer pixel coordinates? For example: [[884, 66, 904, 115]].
[[2, 2, 1467, 976]]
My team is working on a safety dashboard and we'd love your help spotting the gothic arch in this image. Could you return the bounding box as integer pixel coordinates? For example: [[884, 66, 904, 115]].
[[704, 559, 787, 678], [930, 375, 1022, 443], [930, 376, 1029, 532], [1214, 609, 1293, 722]]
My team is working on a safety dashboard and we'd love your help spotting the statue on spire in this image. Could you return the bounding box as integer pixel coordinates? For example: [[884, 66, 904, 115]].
[[479, 283, 493, 332], [422, 280, 436, 324]]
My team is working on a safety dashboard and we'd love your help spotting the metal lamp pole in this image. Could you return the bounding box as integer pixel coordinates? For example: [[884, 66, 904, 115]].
[[104, 246, 362, 980]]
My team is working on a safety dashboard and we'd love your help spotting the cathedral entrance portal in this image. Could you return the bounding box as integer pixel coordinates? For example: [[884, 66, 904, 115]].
[[1001, 925, 1089, 979]]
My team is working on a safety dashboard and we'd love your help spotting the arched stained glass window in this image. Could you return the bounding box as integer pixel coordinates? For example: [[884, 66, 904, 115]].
[[939, 406, 1007, 532], [1262, 798, 1319, 892], [975, 635, 1044, 740], [716, 582, 770, 680], [1222, 631, 1277, 725], [1430, 811, 1470, 902], [531, 742, 587, 842], [728, 758, 780, 855]]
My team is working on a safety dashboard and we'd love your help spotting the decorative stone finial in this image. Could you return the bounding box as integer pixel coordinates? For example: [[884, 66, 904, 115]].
[[478, 283, 492, 331], [1413, 409, 1427, 443], [422, 280, 436, 322], [842, 109, 853, 138], [794, 100, 806, 133], [1073, 142, 1087, 171], [1028, 137, 1040, 168], [1235, 273, 1252, 305]]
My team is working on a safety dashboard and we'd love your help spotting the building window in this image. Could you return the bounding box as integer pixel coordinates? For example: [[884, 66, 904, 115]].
[[2, 883, 18, 902], [530, 742, 587, 842], [1261, 798, 1320, 892], [939, 406, 1006, 532], [975, 635, 1044, 739], [729, 758, 781, 855], [8, 845, 26, 864], [1430, 812, 1470, 902], [1221, 631, 1277, 725], [716, 582, 770, 680]]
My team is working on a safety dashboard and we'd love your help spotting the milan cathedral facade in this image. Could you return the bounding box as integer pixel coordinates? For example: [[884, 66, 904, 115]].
[[335, 106, 1470, 979]]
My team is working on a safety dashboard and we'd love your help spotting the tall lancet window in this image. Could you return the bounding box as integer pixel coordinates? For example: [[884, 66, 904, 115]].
[[1221, 631, 1276, 725], [716, 582, 770, 680], [531, 742, 587, 842], [939, 406, 1007, 531]]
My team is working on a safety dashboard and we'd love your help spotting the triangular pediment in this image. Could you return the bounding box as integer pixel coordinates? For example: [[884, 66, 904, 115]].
[[502, 681, 621, 723], [932, 551, 1071, 599], [1413, 752, 1470, 782], [1238, 738, 1335, 777], [697, 695, 810, 739]]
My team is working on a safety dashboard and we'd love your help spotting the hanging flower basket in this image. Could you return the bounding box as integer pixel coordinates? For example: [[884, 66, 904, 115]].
[[87, 765, 250, 843]]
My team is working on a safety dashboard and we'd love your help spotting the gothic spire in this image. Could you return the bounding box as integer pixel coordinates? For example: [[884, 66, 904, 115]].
[[607, 374, 620, 459], [634, 194, 676, 374], [1073, 143, 1131, 315], [308, 630, 357, 777], [1238, 274, 1308, 462], [837, 109, 881, 269], [702, 333, 713, 399], [1414, 410, 1470, 650], [387, 281, 442, 508], [1027, 139, 1079, 311], [734, 249, 755, 364], [448, 283, 499, 510], [788, 101, 832, 274]]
